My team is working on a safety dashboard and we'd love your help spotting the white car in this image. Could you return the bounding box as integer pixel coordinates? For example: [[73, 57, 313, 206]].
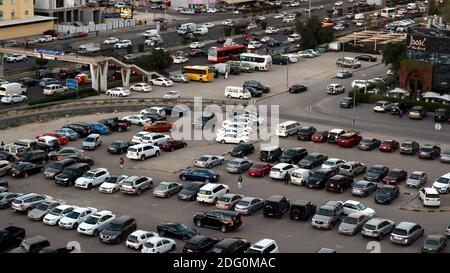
[[130, 83, 152, 92], [140, 133, 171, 146], [77, 210, 116, 236], [114, 40, 132, 48], [270, 163, 298, 180], [260, 36, 274, 43], [163, 90, 181, 99], [273, 13, 285, 19], [222, 19, 234, 26], [247, 41, 262, 49], [173, 56, 189, 64], [222, 123, 253, 132], [265, 27, 279, 34], [283, 16, 296, 23], [103, 37, 119, 44], [140, 106, 166, 116], [1, 94, 27, 104], [43, 205, 77, 226], [141, 236, 176, 253], [126, 230, 159, 250], [132, 131, 152, 144], [289, 1, 300, 7], [194, 155, 225, 168], [247, 23, 258, 30], [373, 101, 393, 112], [351, 80, 369, 89], [216, 128, 251, 137], [189, 42, 205, 49], [287, 33, 301, 42], [202, 23, 215, 28], [150, 77, 174, 87], [99, 175, 128, 193], [321, 158, 347, 170], [58, 207, 97, 230], [216, 133, 251, 144], [432, 172, 450, 194], [334, 1, 343, 6], [39, 35, 56, 43], [123, 115, 152, 126], [206, 8, 217, 13], [106, 87, 130, 97], [419, 187, 440, 207], [343, 200, 376, 217], [4, 54, 27, 63], [74, 168, 110, 189]]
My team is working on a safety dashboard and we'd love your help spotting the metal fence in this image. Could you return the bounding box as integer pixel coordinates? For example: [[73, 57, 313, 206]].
[[55, 20, 136, 34]]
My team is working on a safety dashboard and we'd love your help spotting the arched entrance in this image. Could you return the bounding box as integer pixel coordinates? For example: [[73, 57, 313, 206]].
[[406, 71, 425, 97]]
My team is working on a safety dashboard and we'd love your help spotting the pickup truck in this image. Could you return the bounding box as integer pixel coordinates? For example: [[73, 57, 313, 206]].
[[98, 117, 131, 132], [0, 226, 26, 251]]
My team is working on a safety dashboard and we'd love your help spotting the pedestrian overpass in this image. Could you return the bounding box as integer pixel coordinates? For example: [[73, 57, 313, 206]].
[[0, 46, 161, 92]]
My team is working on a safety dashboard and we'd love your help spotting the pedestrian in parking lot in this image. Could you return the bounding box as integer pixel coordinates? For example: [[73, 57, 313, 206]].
[[399, 109, 403, 119], [119, 157, 124, 169], [1, 141, 4, 147], [284, 175, 289, 185], [237, 175, 243, 189]]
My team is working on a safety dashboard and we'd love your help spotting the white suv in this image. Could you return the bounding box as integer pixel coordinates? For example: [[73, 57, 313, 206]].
[[58, 207, 97, 229], [43, 84, 66, 96], [197, 183, 229, 204], [140, 133, 171, 146], [127, 144, 161, 161], [270, 163, 297, 180], [77, 210, 116, 236], [75, 168, 110, 189], [419, 187, 440, 207], [246, 239, 280, 253], [132, 131, 152, 144], [432, 172, 450, 194]]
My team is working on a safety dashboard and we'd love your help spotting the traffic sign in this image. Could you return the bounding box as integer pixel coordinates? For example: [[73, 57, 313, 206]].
[[66, 79, 78, 90]]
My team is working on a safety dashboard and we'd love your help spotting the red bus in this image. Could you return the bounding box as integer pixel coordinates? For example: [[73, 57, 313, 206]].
[[207, 44, 246, 63]]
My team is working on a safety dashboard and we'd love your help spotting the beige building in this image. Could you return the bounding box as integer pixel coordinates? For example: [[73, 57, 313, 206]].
[[0, 0, 54, 40]]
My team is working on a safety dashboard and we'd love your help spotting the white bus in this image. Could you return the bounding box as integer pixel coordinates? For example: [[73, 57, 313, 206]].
[[380, 7, 397, 18], [275, 121, 301, 137], [239, 53, 272, 71]]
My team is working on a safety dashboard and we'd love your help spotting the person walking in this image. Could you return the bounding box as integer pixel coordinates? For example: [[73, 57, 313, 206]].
[[119, 157, 125, 169], [237, 175, 243, 189], [284, 174, 289, 185], [399, 109, 403, 119], [1, 141, 4, 147]]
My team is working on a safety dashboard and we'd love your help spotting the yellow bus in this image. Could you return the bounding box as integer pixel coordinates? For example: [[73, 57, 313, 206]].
[[181, 65, 215, 82]]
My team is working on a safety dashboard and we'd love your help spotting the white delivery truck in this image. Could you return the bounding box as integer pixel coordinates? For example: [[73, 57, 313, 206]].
[[0, 82, 27, 96], [143, 29, 159, 38], [77, 43, 101, 54], [193, 26, 208, 36], [177, 23, 197, 35]]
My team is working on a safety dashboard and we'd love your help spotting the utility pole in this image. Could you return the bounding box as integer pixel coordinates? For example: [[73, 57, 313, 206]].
[[308, 0, 311, 18]]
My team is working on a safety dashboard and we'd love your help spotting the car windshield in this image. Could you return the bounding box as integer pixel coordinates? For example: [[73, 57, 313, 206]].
[[219, 196, 232, 202], [402, 143, 412, 148], [49, 162, 63, 169], [283, 150, 297, 156], [436, 177, 450, 184], [392, 228, 408, 236], [354, 183, 366, 189], [364, 224, 377, 230], [425, 238, 440, 246], [341, 164, 351, 170], [82, 172, 95, 179], [61, 169, 76, 176], [105, 177, 119, 184], [84, 215, 100, 225], [409, 174, 421, 180], [252, 164, 266, 170], [156, 184, 169, 190], [66, 211, 81, 219], [356, 203, 367, 210], [378, 188, 393, 195], [111, 142, 123, 148], [310, 171, 326, 179], [381, 141, 392, 145], [35, 202, 51, 210], [343, 216, 359, 225], [323, 161, 335, 166], [303, 155, 315, 161], [144, 242, 155, 248], [442, 150, 450, 156], [106, 223, 122, 231], [421, 147, 433, 152], [128, 148, 137, 153], [369, 167, 383, 174], [317, 208, 332, 217], [50, 208, 63, 216], [175, 224, 188, 231], [361, 138, 374, 144], [238, 200, 250, 206], [228, 161, 241, 166], [427, 193, 440, 198], [387, 171, 400, 177], [85, 137, 95, 143], [199, 190, 212, 195]]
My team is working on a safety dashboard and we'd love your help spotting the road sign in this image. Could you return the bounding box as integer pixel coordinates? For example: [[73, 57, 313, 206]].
[[66, 79, 78, 90], [435, 123, 442, 131]]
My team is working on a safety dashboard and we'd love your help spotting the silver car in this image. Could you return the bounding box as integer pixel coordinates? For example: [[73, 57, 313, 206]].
[[362, 218, 395, 240], [390, 222, 424, 245], [440, 150, 450, 163], [27, 200, 61, 221], [338, 213, 371, 235], [339, 161, 367, 177], [351, 180, 377, 197], [152, 181, 183, 198], [226, 159, 252, 174], [406, 171, 428, 188], [0, 160, 12, 176], [234, 197, 264, 215], [194, 155, 224, 169], [11, 193, 52, 212], [120, 176, 153, 195], [311, 201, 344, 229]]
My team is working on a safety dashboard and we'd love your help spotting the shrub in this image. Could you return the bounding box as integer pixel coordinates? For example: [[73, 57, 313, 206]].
[[126, 45, 133, 54], [138, 43, 144, 53], [224, 26, 232, 37]]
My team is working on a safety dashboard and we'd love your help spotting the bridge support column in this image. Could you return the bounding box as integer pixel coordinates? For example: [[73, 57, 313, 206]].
[[121, 68, 131, 88], [99, 61, 109, 92], [90, 64, 100, 92], [0, 53, 4, 79]]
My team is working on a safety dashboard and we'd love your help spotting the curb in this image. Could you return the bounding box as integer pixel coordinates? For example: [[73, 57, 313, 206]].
[[399, 207, 450, 212]]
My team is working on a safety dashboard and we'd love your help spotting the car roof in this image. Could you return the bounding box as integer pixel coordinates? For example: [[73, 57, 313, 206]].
[[411, 171, 425, 175], [200, 183, 226, 190], [23, 236, 48, 244], [266, 195, 285, 202], [396, 221, 418, 230], [344, 200, 360, 205], [293, 200, 311, 206], [273, 163, 292, 168], [252, 238, 275, 248], [86, 134, 100, 138], [88, 168, 108, 173], [329, 129, 344, 133], [367, 218, 390, 225], [94, 210, 113, 216], [422, 187, 439, 194]]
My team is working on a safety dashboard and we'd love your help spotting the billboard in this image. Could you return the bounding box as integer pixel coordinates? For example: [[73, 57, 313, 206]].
[[120, 7, 133, 19]]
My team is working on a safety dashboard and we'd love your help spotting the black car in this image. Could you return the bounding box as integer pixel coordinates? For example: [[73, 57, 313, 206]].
[[178, 182, 206, 201], [243, 80, 270, 93], [99, 215, 137, 244], [17, 150, 49, 165], [54, 163, 90, 186], [157, 223, 199, 241], [0, 192, 20, 209], [183, 235, 219, 253], [192, 113, 216, 129], [272, 55, 288, 65], [355, 54, 377, 62], [107, 141, 132, 154], [364, 165, 389, 182], [289, 200, 316, 221], [358, 138, 381, 151], [422, 235, 448, 253], [44, 158, 76, 179], [279, 147, 307, 164], [340, 97, 357, 108], [390, 102, 406, 116], [208, 238, 250, 253], [10, 162, 43, 178], [374, 185, 399, 204], [194, 210, 242, 233], [434, 108, 449, 122], [63, 123, 90, 137], [305, 168, 337, 189], [66, 155, 94, 166], [0, 180, 7, 188], [289, 84, 308, 93], [179, 168, 220, 182], [231, 143, 255, 157], [298, 153, 328, 169], [18, 77, 39, 87], [325, 175, 354, 193], [263, 195, 290, 218], [98, 117, 131, 132], [297, 126, 317, 141]]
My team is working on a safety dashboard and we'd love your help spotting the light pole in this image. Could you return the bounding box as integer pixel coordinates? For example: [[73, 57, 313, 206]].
[[308, 0, 311, 18]]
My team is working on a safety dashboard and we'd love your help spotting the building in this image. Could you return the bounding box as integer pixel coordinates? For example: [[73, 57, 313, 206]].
[[400, 27, 450, 97], [34, 0, 102, 24], [0, 0, 54, 40], [170, 0, 214, 9]]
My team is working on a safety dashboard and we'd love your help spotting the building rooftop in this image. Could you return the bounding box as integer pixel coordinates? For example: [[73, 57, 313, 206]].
[[408, 27, 450, 39]]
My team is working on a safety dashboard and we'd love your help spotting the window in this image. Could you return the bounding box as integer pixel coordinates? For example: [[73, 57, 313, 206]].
[[25, 10, 29, 16], [11, 11, 16, 18]]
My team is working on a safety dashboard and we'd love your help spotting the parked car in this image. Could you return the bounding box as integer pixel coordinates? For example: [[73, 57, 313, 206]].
[[342, 200, 375, 217], [107, 141, 132, 154], [234, 197, 264, 215], [351, 180, 377, 197], [11, 193, 51, 212], [379, 140, 399, 153], [337, 132, 362, 147], [153, 181, 183, 198], [297, 126, 316, 141], [289, 200, 316, 221], [311, 131, 328, 143], [419, 187, 440, 207], [141, 236, 176, 253], [9, 236, 50, 253], [355, 54, 377, 62], [358, 138, 381, 151], [77, 210, 116, 236], [54, 163, 90, 186], [390, 222, 424, 246], [74, 168, 110, 189], [298, 153, 328, 169], [279, 147, 307, 164], [43, 204, 77, 226], [338, 213, 371, 235], [44, 158, 76, 179], [440, 150, 450, 163], [231, 143, 255, 157], [0, 192, 20, 209], [400, 140, 420, 155], [82, 134, 102, 151], [216, 194, 244, 210], [383, 169, 407, 185], [226, 159, 252, 174], [374, 185, 399, 204], [419, 144, 441, 160], [27, 200, 61, 221], [179, 168, 220, 182], [311, 201, 344, 229], [373, 101, 393, 112], [125, 230, 159, 250], [434, 108, 449, 122], [409, 106, 427, 119], [99, 215, 137, 244], [326, 175, 354, 193], [120, 176, 153, 195], [178, 182, 206, 201], [98, 175, 128, 194], [10, 162, 43, 178], [0, 226, 26, 252], [422, 234, 447, 253], [194, 155, 224, 169], [157, 222, 199, 241], [193, 210, 242, 233], [263, 195, 290, 218], [361, 218, 395, 240], [208, 238, 250, 253], [183, 235, 220, 253]]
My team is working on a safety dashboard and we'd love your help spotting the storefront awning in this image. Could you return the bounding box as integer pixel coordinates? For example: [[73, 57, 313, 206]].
[[423, 92, 450, 102]]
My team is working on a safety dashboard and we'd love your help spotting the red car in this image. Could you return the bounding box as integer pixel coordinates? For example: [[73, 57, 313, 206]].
[[337, 132, 362, 148], [247, 163, 272, 177], [382, 169, 407, 185], [379, 140, 399, 153], [143, 121, 174, 132], [311, 131, 329, 143], [159, 140, 187, 152], [35, 132, 69, 145], [73, 32, 88, 38]]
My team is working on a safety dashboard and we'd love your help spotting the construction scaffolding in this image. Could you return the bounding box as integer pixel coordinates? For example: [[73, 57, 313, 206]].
[[337, 30, 407, 51]]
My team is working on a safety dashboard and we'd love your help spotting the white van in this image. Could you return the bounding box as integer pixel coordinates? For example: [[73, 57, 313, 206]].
[[275, 121, 300, 137], [193, 27, 208, 36], [196, 183, 229, 204], [143, 29, 159, 38], [177, 23, 196, 35], [43, 84, 66, 96], [290, 168, 311, 186], [354, 13, 365, 20], [224, 86, 251, 99], [0, 82, 27, 96]]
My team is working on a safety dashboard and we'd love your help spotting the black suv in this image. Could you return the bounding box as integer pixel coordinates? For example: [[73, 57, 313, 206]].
[[54, 163, 90, 186], [298, 153, 328, 169], [63, 123, 91, 137], [99, 215, 137, 244], [17, 150, 49, 164], [325, 174, 354, 193], [297, 126, 316, 141], [44, 158, 76, 179], [279, 147, 307, 164], [243, 80, 270, 93], [193, 210, 242, 233], [183, 235, 219, 253], [231, 143, 255, 157], [207, 238, 250, 253], [272, 55, 288, 65], [290, 200, 316, 221], [263, 195, 290, 218], [305, 168, 337, 189], [434, 108, 449, 122], [259, 146, 283, 162]]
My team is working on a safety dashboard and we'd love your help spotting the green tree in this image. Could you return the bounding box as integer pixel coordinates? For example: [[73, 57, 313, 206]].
[[428, 0, 440, 15], [295, 16, 335, 49], [35, 58, 48, 67], [224, 26, 232, 37], [126, 45, 133, 54], [440, 1, 450, 23], [382, 42, 407, 73], [134, 49, 172, 71]]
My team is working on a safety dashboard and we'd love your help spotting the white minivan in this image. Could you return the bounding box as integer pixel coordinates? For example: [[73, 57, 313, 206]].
[[0, 82, 27, 96], [196, 183, 229, 204], [224, 86, 251, 99], [43, 84, 66, 96], [290, 168, 311, 186], [275, 121, 300, 137]]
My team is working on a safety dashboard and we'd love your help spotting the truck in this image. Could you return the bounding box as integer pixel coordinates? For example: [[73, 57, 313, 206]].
[[177, 23, 197, 35], [328, 41, 342, 51], [193, 26, 208, 36], [212, 63, 231, 76], [77, 43, 101, 54], [0, 226, 26, 252]]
